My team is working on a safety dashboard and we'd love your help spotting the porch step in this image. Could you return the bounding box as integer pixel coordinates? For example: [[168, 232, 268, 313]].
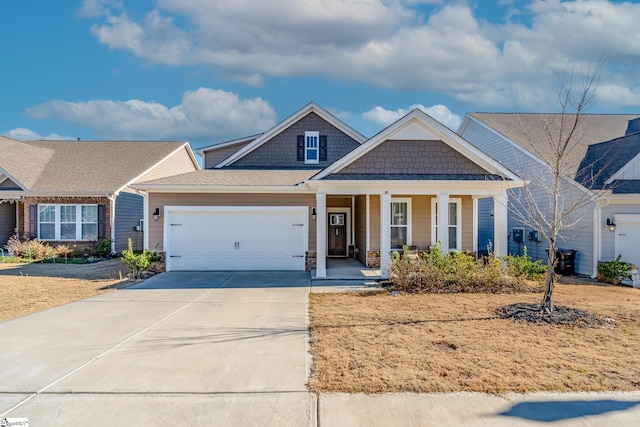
[[310, 278, 383, 293]]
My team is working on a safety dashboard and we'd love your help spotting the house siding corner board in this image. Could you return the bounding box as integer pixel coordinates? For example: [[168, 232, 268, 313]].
[[230, 112, 360, 168], [204, 141, 251, 169], [0, 202, 16, 246], [115, 192, 144, 252], [147, 193, 316, 251], [337, 140, 490, 175]]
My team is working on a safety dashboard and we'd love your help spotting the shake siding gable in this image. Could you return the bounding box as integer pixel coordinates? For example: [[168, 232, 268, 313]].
[[147, 193, 316, 251], [0, 178, 20, 189], [230, 112, 360, 168], [335, 140, 490, 175]]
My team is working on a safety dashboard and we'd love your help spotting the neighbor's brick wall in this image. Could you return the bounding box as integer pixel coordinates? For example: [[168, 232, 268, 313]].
[[337, 140, 489, 175], [19, 196, 112, 245]]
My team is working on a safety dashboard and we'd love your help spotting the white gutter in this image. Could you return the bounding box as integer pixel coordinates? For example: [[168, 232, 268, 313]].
[[107, 193, 117, 254]]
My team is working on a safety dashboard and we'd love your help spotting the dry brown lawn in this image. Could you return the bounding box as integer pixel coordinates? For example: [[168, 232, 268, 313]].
[[309, 284, 640, 394], [0, 259, 132, 322]]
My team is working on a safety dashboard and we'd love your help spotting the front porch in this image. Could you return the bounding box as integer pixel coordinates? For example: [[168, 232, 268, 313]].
[[312, 257, 381, 280]]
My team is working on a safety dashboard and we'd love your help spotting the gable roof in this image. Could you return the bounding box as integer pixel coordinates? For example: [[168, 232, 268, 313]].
[[314, 109, 521, 181], [0, 139, 199, 195], [0, 136, 54, 189], [575, 132, 640, 190], [465, 113, 639, 177], [215, 102, 367, 168]]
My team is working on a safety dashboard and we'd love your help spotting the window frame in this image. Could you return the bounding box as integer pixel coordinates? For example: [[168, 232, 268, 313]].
[[37, 204, 99, 241], [304, 131, 319, 164], [390, 197, 412, 249], [431, 198, 462, 251]]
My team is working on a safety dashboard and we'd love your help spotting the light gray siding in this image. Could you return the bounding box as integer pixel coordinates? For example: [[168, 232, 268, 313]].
[[0, 202, 16, 246], [601, 203, 640, 261], [460, 117, 595, 275], [114, 192, 144, 252], [231, 112, 360, 168]]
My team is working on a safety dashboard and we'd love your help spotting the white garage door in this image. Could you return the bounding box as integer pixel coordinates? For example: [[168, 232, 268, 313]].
[[616, 214, 640, 268], [165, 207, 307, 271]]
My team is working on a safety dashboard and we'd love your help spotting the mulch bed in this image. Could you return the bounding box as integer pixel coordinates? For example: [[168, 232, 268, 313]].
[[496, 302, 614, 328]]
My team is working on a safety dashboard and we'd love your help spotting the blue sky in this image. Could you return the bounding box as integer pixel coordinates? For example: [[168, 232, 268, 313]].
[[1, 0, 639, 150]]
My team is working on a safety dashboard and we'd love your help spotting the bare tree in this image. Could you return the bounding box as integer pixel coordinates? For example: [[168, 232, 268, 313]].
[[508, 60, 608, 314]]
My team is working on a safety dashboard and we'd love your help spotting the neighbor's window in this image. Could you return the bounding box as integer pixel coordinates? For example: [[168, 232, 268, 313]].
[[38, 204, 98, 241], [431, 198, 461, 250], [305, 131, 319, 164], [391, 198, 411, 249]]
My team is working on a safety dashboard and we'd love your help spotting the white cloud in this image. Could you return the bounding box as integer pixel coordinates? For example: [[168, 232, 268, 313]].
[[78, 0, 122, 18], [3, 128, 74, 141], [363, 104, 461, 130], [83, 1, 640, 109], [25, 88, 277, 141]]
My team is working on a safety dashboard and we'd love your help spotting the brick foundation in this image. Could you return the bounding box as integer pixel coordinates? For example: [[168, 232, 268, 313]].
[[305, 251, 317, 271], [366, 250, 380, 268]]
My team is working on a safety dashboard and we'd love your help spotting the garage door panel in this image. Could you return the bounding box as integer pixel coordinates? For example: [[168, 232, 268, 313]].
[[166, 208, 306, 271]]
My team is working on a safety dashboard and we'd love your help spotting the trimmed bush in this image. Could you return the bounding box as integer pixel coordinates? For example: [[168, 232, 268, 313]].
[[503, 246, 546, 281]]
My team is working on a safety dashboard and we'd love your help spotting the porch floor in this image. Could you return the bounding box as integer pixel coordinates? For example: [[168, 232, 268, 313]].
[[312, 257, 381, 280]]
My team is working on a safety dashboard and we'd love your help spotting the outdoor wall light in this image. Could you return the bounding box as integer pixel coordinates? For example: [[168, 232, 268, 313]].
[[311, 207, 317, 221], [152, 207, 161, 221], [606, 218, 616, 232]]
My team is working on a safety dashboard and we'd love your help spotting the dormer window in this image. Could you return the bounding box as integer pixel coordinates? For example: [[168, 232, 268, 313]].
[[305, 131, 319, 164]]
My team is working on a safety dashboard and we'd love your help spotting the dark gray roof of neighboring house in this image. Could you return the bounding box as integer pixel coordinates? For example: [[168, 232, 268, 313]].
[[137, 169, 320, 187], [1, 139, 191, 193], [610, 180, 640, 194], [575, 133, 640, 189], [195, 134, 263, 155], [322, 173, 508, 181], [468, 113, 639, 176]]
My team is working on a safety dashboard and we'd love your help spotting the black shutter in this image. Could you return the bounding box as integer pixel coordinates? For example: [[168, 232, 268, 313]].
[[29, 204, 38, 238], [296, 135, 304, 161], [319, 135, 327, 161], [98, 204, 106, 239]]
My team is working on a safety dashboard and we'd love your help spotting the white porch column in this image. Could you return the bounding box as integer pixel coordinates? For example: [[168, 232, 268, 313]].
[[493, 192, 508, 257], [472, 196, 479, 254], [316, 192, 327, 278], [379, 192, 391, 278], [437, 193, 450, 252]]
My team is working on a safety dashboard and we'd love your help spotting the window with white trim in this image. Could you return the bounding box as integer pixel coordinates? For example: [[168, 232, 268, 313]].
[[38, 204, 99, 241], [305, 131, 319, 164], [431, 198, 462, 250], [391, 198, 412, 249]]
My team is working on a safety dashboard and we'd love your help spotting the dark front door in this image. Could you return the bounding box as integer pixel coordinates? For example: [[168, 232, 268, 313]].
[[328, 213, 347, 256]]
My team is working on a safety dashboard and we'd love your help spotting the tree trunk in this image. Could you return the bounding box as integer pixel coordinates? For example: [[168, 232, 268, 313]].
[[542, 240, 556, 314]]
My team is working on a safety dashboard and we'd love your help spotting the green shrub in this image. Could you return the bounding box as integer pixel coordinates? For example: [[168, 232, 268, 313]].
[[503, 246, 546, 281], [388, 242, 537, 294], [120, 238, 158, 278], [94, 238, 113, 258], [597, 255, 631, 284]]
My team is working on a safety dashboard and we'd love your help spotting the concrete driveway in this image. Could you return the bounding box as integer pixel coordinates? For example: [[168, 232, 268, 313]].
[[0, 271, 315, 426]]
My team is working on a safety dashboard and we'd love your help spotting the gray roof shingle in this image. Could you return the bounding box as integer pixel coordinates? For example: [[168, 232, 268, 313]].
[[575, 133, 640, 189], [137, 169, 320, 187], [322, 173, 508, 181]]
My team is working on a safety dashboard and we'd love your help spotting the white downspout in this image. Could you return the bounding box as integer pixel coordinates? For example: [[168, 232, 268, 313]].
[[107, 193, 117, 254]]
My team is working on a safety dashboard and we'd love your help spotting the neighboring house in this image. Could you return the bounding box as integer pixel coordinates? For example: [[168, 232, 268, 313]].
[[132, 103, 522, 277], [458, 113, 640, 277], [0, 136, 199, 253]]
